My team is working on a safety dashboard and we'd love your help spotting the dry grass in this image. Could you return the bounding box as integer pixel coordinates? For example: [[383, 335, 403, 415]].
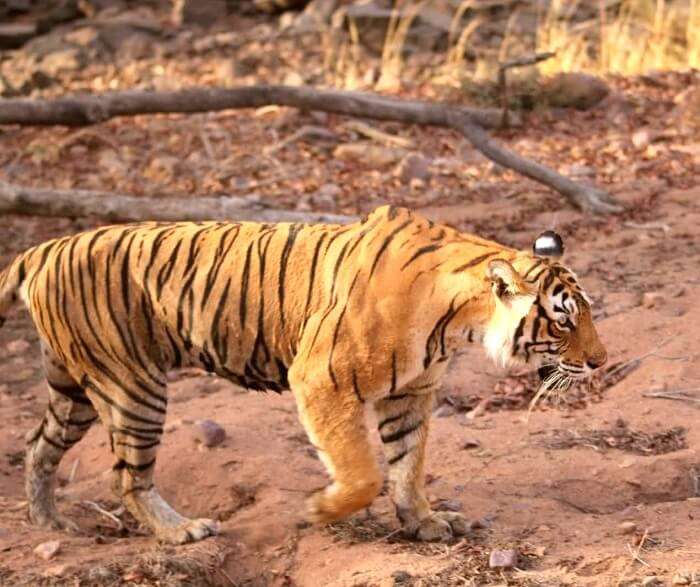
[[537, 0, 700, 75], [326, 0, 700, 92]]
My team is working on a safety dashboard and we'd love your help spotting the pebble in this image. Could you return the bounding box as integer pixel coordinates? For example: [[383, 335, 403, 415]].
[[618, 521, 637, 535], [642, 291, 664, 308], [394, 152, 432, 183], [433, 404, 455, 418], [34, 540, 61, 560], [641, 576, 663, 587], [391, 570, 412, 584], [435, 499, 463, 512], [672, 574, 691, 585], [488, 548, 519, 569], [6, 339, 30, 355], [193, 419, 226, 447]]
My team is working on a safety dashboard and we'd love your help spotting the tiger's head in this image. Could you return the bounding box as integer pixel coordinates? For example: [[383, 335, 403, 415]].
[[483, 231, 607, 390]]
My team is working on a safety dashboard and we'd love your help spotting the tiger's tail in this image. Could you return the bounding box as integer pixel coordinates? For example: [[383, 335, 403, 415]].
[[0, 252, 29, 327]]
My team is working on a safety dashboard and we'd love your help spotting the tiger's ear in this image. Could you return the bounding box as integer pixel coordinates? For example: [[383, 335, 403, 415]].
[[487, 259, 529, 300]]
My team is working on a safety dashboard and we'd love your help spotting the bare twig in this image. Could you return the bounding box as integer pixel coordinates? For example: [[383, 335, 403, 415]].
[[0, 85, 622, 213], [600, 338, 673, 385], [627, 528, 651, 567], [642, 389, 700, 405], [498, 51, 556, 128], [342, 120, 415, 149], [83, 500, 124, 530], [67, 458, 80, 485]]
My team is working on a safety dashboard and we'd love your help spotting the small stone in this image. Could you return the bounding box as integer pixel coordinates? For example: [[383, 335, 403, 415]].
[[194, 419, 226, 447], [632, 128, 658, 150], [172, 0, 227, 26], [466, 399, 489, 420], [6, 339, 30, 355], [391, 570, 412, 584], [34, 540, 61, 560], [43, 564, 72, 577], [433, 404, 455, 418], [435, 499, 462, 512], [672, 574, 691, 586], [642, 576, 663, 587], [641, 292, 664, 309], [564, 164, 596, 179], [489, 548, 518, 569], [333, 143, 407, 168], [542, 72, 610, 110], [394, 152, 432, 183], [619, 521, 637, 535]]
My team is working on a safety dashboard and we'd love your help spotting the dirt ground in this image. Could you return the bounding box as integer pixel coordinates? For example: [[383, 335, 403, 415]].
[[1, 4, 700, 586]]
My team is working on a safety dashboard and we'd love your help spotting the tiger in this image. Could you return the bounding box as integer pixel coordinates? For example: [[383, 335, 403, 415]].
[[0, 205, 607, 544]]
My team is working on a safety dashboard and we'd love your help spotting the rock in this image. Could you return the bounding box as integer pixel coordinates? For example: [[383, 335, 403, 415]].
[[282, 71, 304, 86], [435, 499, 462, 512], [641, 292, 664, 309], [34, 540, 61, 560], [641, 576, 663, 587], [333, 143, 407, 168], [391, 569, 412, 584], [632, 128, 659, 150], [310, 183, 342, 211], [618, 521, 637, 535], [489, 548, 518, 569], [462, 438, 481, 450], [564, 164, 596, 180], [672, 574, 691, 585], [6, 339, 30, 355], [194, 419, 226, 447], [433, 404, 455, 418], [394, 152, 432, 183], [38, 47, 86, 76], [465, 399, 489, 420], [172, 0, 227, 26], [542, 73, 610, 110]]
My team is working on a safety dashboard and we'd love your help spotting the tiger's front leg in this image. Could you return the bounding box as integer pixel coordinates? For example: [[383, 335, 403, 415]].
[[375, 389, 469, 541]]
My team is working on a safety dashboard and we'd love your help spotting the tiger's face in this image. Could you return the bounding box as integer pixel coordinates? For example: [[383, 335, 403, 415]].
[[516, 261, 607, 385], [484, 233, 607, 390]]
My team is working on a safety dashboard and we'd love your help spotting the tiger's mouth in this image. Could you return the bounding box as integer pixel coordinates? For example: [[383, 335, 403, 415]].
[[537, 364, 557, 381]]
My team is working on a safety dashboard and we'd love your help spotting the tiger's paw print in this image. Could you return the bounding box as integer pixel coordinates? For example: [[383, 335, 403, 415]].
[[411, 511, 470, 542], [155, 518, 219, 544]]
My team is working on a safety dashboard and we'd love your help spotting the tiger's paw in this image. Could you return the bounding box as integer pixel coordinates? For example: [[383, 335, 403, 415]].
[[29, 507, 81, 534], [410, 511, 470, 542], [155, 518, 219, 544]]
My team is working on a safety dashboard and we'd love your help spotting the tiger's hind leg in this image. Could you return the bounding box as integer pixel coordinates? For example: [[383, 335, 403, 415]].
[[26, 346, 98, 531], [83, 377, 218, 544]]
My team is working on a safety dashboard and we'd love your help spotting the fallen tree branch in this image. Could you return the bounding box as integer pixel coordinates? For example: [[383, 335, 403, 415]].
[[0, 85, 623, 213], [0, 85, 507, 128], [0, 181, 356, 224]]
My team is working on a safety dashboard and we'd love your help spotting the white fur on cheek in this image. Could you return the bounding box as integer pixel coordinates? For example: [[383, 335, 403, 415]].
[[483, 294, 535, 368]]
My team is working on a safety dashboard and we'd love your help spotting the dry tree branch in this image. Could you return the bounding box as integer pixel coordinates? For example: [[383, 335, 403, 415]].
[[0, 181, 356, 225], [0, 85, 623, 214]]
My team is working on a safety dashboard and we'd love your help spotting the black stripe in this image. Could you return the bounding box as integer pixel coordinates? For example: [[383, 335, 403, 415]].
[[378, 412, 407, 430], [82, 378, 165, 425], [302, 232, 327, 326], [381, 420, 423, 444], [239, 241, 254, 329], [48, 402, 96, 429], [389, 351, 397, 394], [401, 244, 441, 270], [50, 382, 92, 406], [278, 224, 301, 328], [352, 370, 364, 403], [452, 251, 498, 273], [388, 448, 413, 465], [369, 219, 412, 278]]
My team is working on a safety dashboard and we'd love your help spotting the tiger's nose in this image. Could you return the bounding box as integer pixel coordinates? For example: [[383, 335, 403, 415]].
[[586, 350, 607, 370]]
